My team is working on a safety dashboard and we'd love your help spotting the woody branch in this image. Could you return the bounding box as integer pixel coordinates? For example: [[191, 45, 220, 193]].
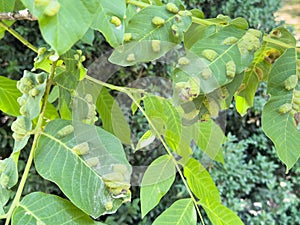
[[0, 9, 37, 21]]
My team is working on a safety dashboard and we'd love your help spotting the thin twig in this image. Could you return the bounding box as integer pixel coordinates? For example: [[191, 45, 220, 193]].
[[0, 9, 37, 21]]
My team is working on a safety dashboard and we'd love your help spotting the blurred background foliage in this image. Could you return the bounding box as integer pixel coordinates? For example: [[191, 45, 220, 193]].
[[1, 0, 299, 224]]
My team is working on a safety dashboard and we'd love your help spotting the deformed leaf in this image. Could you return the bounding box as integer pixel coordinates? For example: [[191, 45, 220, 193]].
[[91, 0, 126, 48], [12, 192, 103, 225], [262, 48, 300, 171], [109, 5, 192, 66], [22, 0, 100, 55], [34, 119, 132, 218], [141, 154, 176, 218], [152, 199, 196, 225]]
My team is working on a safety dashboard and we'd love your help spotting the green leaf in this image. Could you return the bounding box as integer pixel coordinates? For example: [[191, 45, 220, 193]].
[[81, 28, 95, 46], [141, 154, 176, 218], [109, 5, 192, 66], [173, 125, 193, 160], [21, 0, 99, 55], [152, 199, 196, 225], [0, 76, 21, 116], [135, 130, 156, 151], [34, 119, 132, 218], [91, 0, 126, 47], [0, 0, 16, 39], [236, 27, 296, 115], [96, 87, 131, 144], [262, 48, 300, 171], [180, 26, 261, 94], [183, 158, 221, 202], [200, 199, 244, 225], [44, 101, 59, 120], [193, 120, 225, 163], [163, 99, 182, 150], [143, 95, 166, 134], [12, 192, 104, 225]]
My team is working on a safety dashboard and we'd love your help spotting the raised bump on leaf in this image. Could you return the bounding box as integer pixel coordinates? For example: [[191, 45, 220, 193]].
[[178, 57, 190, 65], [202, 49, 218, 61], [152, 40, 161, 52], [113, 164, 128, 175], [57, 125, 74, 138], [264, 49, 281, 64], [270, 29, 282, 38], [111, 16, 122, 27], [201, 68, 212, 80], [126, 53, 135, 62], [124, 33, 132, 42], [105, 201, 113, 210], [44, 1, 60, 17], [223, 36, 238, 45], [171, 24, 179, 37], [278, 103, 292, 114], [284, 75, 298, 91], [34, 0, 51, 6], [71, 142, 90, 156], [166, 3, 179, 14], [152, 16, 165, 26], [85, 157, 99, 167], [226, 61, 236, 78], [178, 10, 192, 16]]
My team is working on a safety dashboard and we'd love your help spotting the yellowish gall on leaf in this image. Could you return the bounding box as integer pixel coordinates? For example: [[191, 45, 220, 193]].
[[111, 16, 122, 27], [284, 75, 298, 91], [151, 40, 161, 52], [152, 16, 165, 26], [124, 33, 132, 42], [202, 49, 218, 61], [226, 61, 236, 78], [178, 57, 190, 65], [166, 3, 179, 14], [278, 103, 292, 114], [126, 53, 135, 62]]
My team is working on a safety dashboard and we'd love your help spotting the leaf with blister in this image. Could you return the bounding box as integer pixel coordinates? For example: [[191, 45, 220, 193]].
[[12, 192, 104, 225], [12, 116, 32, 152], [152, 198, 196, 225], [109, 5, 192, 66], [183, 158, 221, 202], [236, 27, 296, 116], [91, 0, 125, 48], [141, 155, 176, 218], [262, 48, 300, 171], [34, 119, 132, 218], [0, 153, 19, 215], [21, 0, 100, 55], [181, 25, 261, 94]]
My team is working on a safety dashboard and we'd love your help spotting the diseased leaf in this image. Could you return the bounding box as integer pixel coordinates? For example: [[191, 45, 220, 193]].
[[178, 25, 261, 94], [21, 0, 99, 55], [141, 155, 176, 218], [236, 27, 297, 115], [91, 0, 126, 47], [12, 192, 104, 225], [262, 48, 300, 171], [34, 119, 132, 218], [109, 5, 192, 66], [152, 199, 196, 225]]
